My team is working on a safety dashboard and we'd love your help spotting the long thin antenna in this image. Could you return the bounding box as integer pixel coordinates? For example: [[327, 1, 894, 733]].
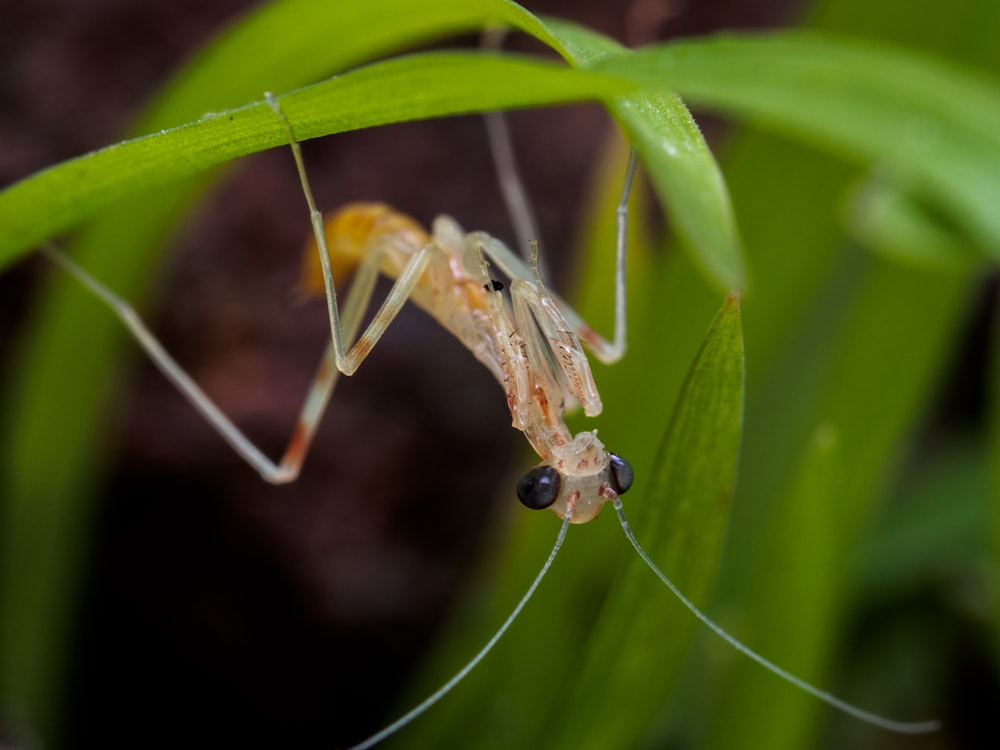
[[347, 513, 573, 750], [612, 498, 941, 734], [37, 243, 286, 480]]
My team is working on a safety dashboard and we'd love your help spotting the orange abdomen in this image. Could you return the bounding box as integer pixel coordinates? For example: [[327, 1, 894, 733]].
[[299, 202, 430, 297]]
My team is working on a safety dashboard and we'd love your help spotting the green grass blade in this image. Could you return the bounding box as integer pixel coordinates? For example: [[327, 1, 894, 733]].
[[541, 18, 746, 291], [0, 52, 631, 267], [594, 32, 1000, 256], [547, 293, 744, 750], [718, 252, 971, 742], [0, 21, 748, 295], [858, 439, 991, 597]]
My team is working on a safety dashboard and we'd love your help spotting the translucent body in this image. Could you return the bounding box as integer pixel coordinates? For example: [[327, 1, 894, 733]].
[[300, 201, 621, 523]]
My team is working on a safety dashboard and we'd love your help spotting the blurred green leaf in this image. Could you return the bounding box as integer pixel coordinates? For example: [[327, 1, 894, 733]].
[[858, 439, 991, 595], [706, 426, 842, 750], [989, 303, 1000, 661], [655, 4, 996, 743], [713, 223, 971, 745], [595, 32, 1000, 257], [845, 178, 983, 273]]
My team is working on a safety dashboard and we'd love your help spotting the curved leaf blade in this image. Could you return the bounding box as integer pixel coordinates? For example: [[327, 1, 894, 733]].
[[542, 292, 744, 750], [595, 32, 1000, 256], [541, 18, 746, 291], [0, 53, 631, 268]]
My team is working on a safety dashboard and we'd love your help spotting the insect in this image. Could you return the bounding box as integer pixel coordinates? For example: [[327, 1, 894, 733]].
[[36, 89, 941, 747]]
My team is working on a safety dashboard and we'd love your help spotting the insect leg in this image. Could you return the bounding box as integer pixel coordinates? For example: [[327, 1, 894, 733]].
[[265, 93, 433, 377], [40, 102, 436, 483], [275, 234, 401, 478], [480, 28, 545, 278], [552, 145, 638, 365], [508, 264, 602, 419], [468, 148, 636, 368], [38, 244, 319, 483]]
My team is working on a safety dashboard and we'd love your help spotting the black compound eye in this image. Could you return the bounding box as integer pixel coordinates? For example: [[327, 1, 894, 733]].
[[516, 465, 561, 510], [608, 453, 634, 495]]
